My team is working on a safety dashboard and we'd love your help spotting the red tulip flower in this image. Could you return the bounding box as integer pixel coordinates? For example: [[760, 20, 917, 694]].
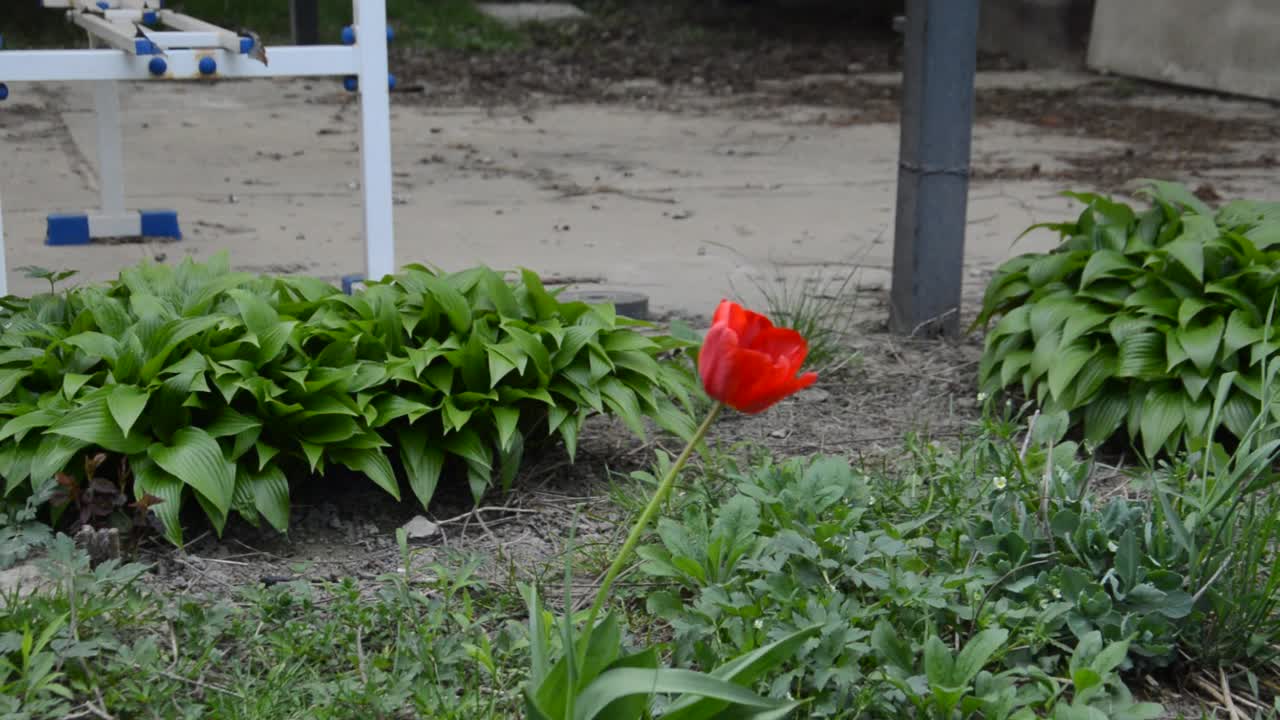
[[698, 300, 818, 413], [584, 299, 819, 643]]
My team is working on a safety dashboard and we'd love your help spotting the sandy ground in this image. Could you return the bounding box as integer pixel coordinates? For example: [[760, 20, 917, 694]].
[[2, 66, 1277, 320]]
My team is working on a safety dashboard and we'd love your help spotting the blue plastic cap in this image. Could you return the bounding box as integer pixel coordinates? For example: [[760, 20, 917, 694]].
[[388, 73, 396, 91], [0, 84, 7, 102], [0, 33, 5, 50], [387, 26, 395, 43], [135, 38, 157, 55], [97, 1, 109, 9], [148, 57, 167, 75], [239, 36, 254, 53], [341, 25, 356, 45], [343, 76, 358, 92], [198, 56, 216, 75], [140, 210, 181, 239], [142, 10, 158, 24]]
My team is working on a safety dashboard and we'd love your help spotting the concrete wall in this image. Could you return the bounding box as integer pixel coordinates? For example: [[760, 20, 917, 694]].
[[978, 0, 1095, 68], [1089, 0, 1280, 101]]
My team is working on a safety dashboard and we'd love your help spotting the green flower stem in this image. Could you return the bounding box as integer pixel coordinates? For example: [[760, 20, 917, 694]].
[[581, 401, 724, 636]]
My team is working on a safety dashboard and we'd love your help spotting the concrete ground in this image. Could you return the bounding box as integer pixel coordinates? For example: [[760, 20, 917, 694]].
[[1, 70, 1277, 319]]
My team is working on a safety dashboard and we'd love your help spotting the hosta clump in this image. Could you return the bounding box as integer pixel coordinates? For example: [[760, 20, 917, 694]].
[[974, 180, 1280, 457], [0, 256, 695, 543]]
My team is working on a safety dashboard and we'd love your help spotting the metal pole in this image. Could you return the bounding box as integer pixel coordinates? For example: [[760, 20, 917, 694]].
[[889, 0, 980, 337], [291, 0, 320, 45], [0, 192, 8, 297], [354, 0, 396, 281]]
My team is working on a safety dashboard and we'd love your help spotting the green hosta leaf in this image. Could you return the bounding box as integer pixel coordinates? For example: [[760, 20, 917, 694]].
[[554, 326, 597, 370], [1183, 392, 1213, 443], [61, 373, 93, 400], [1080, 250, 1138, 288], [492, 406, 520, 452], [1137, 179, 1214, 217], [1083, 389, 1128, 446], [480, 269, 522, 318], [559, 411, 582, 461], [107, 385, 150, 437], [1048, 343, 1096, 403], [139, 316, 223, 381], [148, 428, 236, 519], [1163, 221, 1213, 283], [443, 427, 492, 472], [330, 448, 400, 501], [49, 395, 148, 455], [487, 343, 524, 387], [989, 305, 1031, 338], [503, 325, 553, 381], [995, 349, 1032, 390], [238, 465, 290, 533], [600, 377, 647, 438], [1059, 306, 1109, 346], [520, 268, 561, 320], [1177, 297, 1213, 327], [1165, 330, 1189, 371], [1029, 297, 1074, 340], [1116, 333, 1164, 379], [62, 332, 120, 362], [1223, 309, 1265, 356], [421, 271, 472, 333], [132, 457, 185, 545], [442, 398, 474, 434], [1140, 385, 1184, 457], [32, 434, 88, 484], [1220, 391, 1257, 439], [1181, 366, 1212, 402], [1029, 329, 1062, 384], [1177, 315, 1225, 373], [0, 369, 31, 401], [1109, 314, 1155, 345], [0, 409, 58, 444], [1026, 251, 1086, 287], [1065, 350, 1115, 408], [397, 428, 445, 510]]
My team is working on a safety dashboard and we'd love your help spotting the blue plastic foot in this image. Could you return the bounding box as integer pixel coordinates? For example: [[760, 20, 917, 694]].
[[0, 84, 8, 102], [140, 210, 181, 239], [198, 57, 217, 75], [148, 57, 167, 75], [341, 274, 364, 295], [46, 214, 91, 246]]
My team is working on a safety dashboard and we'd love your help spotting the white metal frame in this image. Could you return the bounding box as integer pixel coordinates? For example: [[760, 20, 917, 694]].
[[0, 0, 396, 296]]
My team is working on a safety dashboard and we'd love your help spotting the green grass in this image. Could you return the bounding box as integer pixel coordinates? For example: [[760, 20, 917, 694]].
[[1, 0, 524, 51], [0, 534, 529, 719]]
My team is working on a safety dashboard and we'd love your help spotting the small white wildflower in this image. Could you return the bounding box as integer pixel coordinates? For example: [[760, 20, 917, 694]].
[[977, 392, 989, 403], [753, 619, 764, 630], [1052, 588, 1062, 599], [993, 476, 1008, 491], [1108, 540, 1119, 553], [867, 495, 877, 506]]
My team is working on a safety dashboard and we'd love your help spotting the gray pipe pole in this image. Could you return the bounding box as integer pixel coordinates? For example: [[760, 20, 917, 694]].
[[889, 0, 981, 337]]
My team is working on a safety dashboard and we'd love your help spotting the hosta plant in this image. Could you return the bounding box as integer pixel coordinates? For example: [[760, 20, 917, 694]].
[[0, 256, 696, 544], [974, 180, 1280, 457]]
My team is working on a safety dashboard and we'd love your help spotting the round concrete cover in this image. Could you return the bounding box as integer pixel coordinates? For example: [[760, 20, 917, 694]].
[[559, 289, 649, 320]]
